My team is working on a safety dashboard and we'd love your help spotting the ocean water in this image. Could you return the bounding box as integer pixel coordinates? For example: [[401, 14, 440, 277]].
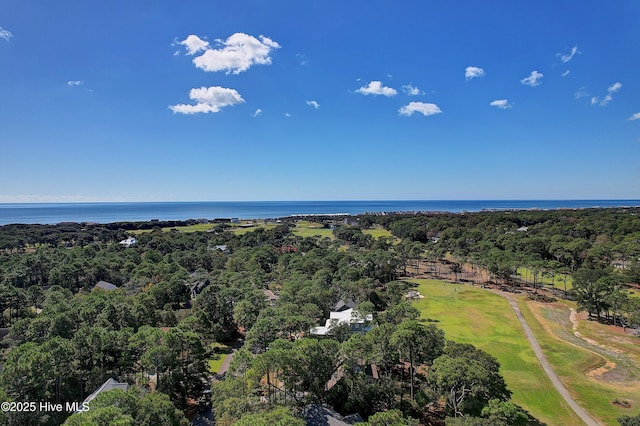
[[0, 200, 639, 225]]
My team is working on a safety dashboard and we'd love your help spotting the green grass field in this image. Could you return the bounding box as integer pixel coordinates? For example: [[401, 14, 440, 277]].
[[129, 221, 279, 235], [129, 223, 217, 234], [362, 227, 393, 240], [409, 279, 584, 425], [229, 222, 279, 235], [517, 267, 573, 291], [292, 221, 335, 239], [208, 342, 231, 374], [291, 221, 392, 240], [123, 220, 393, 242], [519, 300, 640, 425], [208, 356, 227, 374]]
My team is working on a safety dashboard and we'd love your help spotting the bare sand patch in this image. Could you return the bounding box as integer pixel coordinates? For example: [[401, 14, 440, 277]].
[[570, 308, 622, 354]]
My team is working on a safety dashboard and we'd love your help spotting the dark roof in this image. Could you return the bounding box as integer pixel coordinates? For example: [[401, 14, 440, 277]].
[[333, 299, 357, 312], [94, 281, 117, 291], [190, 280, 210, 297], [191, 280, 210, 291], [343, 413, 365, 424], [364, 363, 380, 380], [304, 405, 352, 426]]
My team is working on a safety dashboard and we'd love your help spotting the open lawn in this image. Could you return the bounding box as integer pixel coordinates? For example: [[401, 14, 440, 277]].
[[129, 221, 281, 235], [291, 221, 393, 240], [122, 220, 393, 242], [520, 299, 640, 425], [292, 221, 335, 239], [517, 267, 573, 291], [409, 279, 584, 425], [129, 223, 217, 234], [208, 342, 232, 374], [229, 222, 279, 235], [362, 226, 393, 240]]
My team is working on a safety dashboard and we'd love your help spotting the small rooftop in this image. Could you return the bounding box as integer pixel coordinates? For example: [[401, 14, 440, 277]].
[[262, 288, 279, 301], [80, 378, 129, 411], [119, 237, 137, 247], [311, 308, 373, 336], [94, 281, 118, 291], [304, 404, 362, 426]]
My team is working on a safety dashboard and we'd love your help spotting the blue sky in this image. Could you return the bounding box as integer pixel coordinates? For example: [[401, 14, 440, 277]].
[[1, 0, 639, 202]]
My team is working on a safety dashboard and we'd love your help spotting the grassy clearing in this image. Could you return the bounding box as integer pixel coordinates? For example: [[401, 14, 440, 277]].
[[166, 223, 216, 233], [292, 221, 392, 240], [409, 279, 584, 425], [121, 220, 392, 242], [208, 342, 232, 374], [520, 299, 640, 425], [362, 226, 393, 240], [229, 222, 279, 235], [128, 223, 217, 234], [208, 356, 227, 374], [517, 267, 573, 291], [292, 221, 335, 239], [129, 221, 281, 235]]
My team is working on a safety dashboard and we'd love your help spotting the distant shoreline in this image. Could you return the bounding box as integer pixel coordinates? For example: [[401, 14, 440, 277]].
[[1, 200, 639, 226]]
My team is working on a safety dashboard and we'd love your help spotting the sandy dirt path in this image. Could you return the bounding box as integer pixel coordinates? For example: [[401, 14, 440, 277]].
[[497, 292, 601, 426]]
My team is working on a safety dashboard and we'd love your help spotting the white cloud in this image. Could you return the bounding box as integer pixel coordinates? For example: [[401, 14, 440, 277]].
[[557, 46, 580, 63], [562, 70, 571, 77], [489, 99, 512, 109], [628, 112, 640, 121], [169, 86, 244, 114], [0, 26, 12, 41], [356, 81, 397, 97], [521, 71, 543, 87], [590, 82, 623, 106], [574, 87, 590, 99], [402, 83, 424, 96], [465, 66, 485, 81], [285, 112, 291, 118], [399, 102, 442, 117], [608, 82, 622, 93], [180, 33, 280, 74], [179, 35, 210, 55], [252, 108, 262, 117], [67, 80, 83, 86], [296, 53, 308, 65], [306, 100, 320, 109], [601, 94, 615, 106]]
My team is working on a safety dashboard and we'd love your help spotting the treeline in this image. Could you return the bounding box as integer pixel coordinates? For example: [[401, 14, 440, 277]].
[[361, 207, 640, 275]]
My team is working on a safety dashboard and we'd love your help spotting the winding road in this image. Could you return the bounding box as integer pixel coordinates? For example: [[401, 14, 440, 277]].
[[498, 292, 601, 426]]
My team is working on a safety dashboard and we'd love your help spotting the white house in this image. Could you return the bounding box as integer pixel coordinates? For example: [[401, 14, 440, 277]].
[[119, 237, 137, 247], [310, 308, 373, 336]]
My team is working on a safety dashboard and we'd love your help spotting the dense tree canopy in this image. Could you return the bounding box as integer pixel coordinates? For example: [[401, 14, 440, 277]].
[[1, 209, 638, 424]]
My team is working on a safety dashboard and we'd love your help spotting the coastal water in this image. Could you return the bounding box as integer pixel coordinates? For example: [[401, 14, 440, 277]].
[[0, 200, 639, 225]]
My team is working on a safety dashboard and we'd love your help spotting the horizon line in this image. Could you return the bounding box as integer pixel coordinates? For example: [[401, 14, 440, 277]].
[[1, 198, 640, 205]]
